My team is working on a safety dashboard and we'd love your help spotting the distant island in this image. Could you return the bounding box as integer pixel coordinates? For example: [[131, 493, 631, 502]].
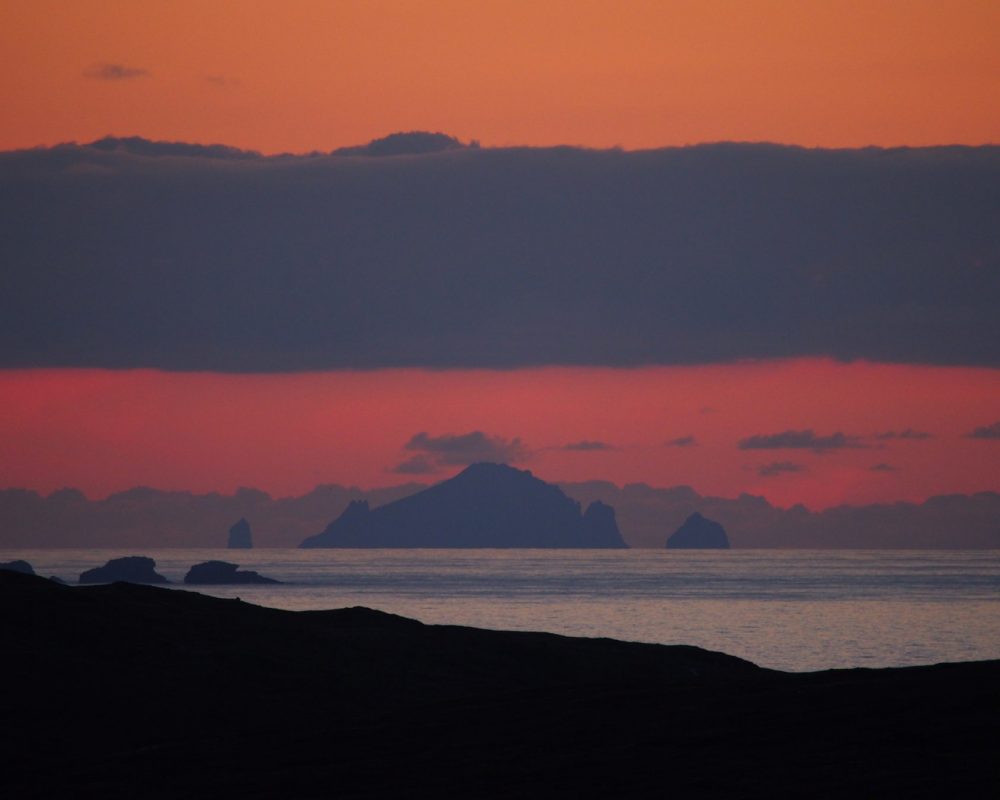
[[78, 556, 169, 585], [2, 476, 999, 549], [227, 518, 253, 549], [184, 560, 279, 585], [666, 513, 731, 549], [301, 462, 626, 548]]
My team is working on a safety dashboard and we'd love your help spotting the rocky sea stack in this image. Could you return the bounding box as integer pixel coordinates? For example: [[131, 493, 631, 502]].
[[228, 518, 253, 549], [302, 462, 626, 548]]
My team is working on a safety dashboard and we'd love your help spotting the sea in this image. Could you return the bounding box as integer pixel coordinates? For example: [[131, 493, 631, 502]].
[[9, 548, 1000, 673]]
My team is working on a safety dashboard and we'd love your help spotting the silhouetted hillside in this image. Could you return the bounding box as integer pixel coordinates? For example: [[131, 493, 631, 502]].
[[302, 463, 626, 548], [2, 570, 998, 798]]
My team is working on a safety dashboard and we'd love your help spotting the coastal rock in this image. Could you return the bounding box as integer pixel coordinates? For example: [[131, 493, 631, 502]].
[[0, 559, 35, 575], [184, 560, 280, 585], [301, 462, 627, 548], [78, 556, 169, 584], [581, 501, 622, 547], [666, 513, 731, 549], [228, 518, 253, 549]]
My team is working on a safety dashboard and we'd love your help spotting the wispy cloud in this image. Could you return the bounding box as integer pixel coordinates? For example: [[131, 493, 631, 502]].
[[390, 455, 438, 475], [84, 63, 150, 81], [758, 461, 804, 477], [874, 428, 933, 441], [739, 429, 864, 452], [967, 421, 1000, 440], [665, 435, 697, 447], [563, 440, 612, 451], [870, 463, 898, 472], [400, 431, 527, 469]]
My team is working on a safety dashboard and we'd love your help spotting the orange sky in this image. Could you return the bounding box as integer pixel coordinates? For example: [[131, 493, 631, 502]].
[[2, 0, 998, 153], [3, 362, 998, 509], [2, 3, 998, 509]]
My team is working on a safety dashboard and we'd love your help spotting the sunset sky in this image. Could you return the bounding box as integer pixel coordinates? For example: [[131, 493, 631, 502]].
[[3, 0, 999, 153], [1, 0, 998, 509]]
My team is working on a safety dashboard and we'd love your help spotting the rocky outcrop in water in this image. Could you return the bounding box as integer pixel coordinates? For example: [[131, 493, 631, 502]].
[[301, 462, 627, 548], [0, 559, 35, 575], [184, 560, 279, 585], [666, 513, 730, 549], [78, 556, 169, 584], [228, 518, 253, 549]]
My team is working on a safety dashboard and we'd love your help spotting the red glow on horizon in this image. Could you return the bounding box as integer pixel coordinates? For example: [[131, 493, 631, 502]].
[[1, 360, 998, 510]]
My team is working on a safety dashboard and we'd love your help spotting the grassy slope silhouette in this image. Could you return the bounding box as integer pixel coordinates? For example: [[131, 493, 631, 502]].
[[2, 570, 998, 797]]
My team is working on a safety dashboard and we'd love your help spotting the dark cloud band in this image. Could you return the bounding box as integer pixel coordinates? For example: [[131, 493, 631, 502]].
[[2, 136, 998, 371]]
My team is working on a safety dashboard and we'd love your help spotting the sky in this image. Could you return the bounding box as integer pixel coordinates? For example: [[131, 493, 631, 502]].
[[2, 0, 999, 153], [1, 1, 998, 510]]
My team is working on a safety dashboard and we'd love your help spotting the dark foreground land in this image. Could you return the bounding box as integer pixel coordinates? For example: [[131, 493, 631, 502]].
[[2, 571, 998, 798]]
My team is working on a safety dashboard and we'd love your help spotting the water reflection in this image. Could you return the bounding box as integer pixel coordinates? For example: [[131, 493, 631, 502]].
[[6, 548, 1000, 672]]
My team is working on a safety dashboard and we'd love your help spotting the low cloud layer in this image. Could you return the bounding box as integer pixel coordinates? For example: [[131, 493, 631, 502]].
[[758, 461, 804, 477], [665, 436, 697, 447], [739, 430, 864, 452], [563, 440, 613, 451], [394, 431, 527, 473], [875, 429, 933, 440], [1, 137, 999, 370]]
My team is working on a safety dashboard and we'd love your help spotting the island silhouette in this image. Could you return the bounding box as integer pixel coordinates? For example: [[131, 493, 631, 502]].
[[78, 555, 169, 584], [184, 560, 280, 585], [666, 512, 731, 549], [227, 518, 253, 549], [301, 462, 627, 548]]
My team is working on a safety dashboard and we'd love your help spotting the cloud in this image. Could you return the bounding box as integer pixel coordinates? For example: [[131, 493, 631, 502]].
[[334, 131, 472, 157], [665, 435, 697, 447], [738, 430, 865, 452], [87, 136, 257, 159], [758, 461, 804, 477], [563, 440, 612, 451], [1, 138, 999, 370], [390, 455, 439, 475], [870, 463, 898, 472], [403, 431, 527, 468], [84, 63, 150, 80], [874, 429, 933, 440], [967, 421, 1000, 439]]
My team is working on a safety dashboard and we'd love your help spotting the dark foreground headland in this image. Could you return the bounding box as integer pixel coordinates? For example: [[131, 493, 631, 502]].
[[2, 571, 998, 798]]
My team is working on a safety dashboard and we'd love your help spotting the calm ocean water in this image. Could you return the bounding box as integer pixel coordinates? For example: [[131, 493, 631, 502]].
[[9, 548, 1000, 672]]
